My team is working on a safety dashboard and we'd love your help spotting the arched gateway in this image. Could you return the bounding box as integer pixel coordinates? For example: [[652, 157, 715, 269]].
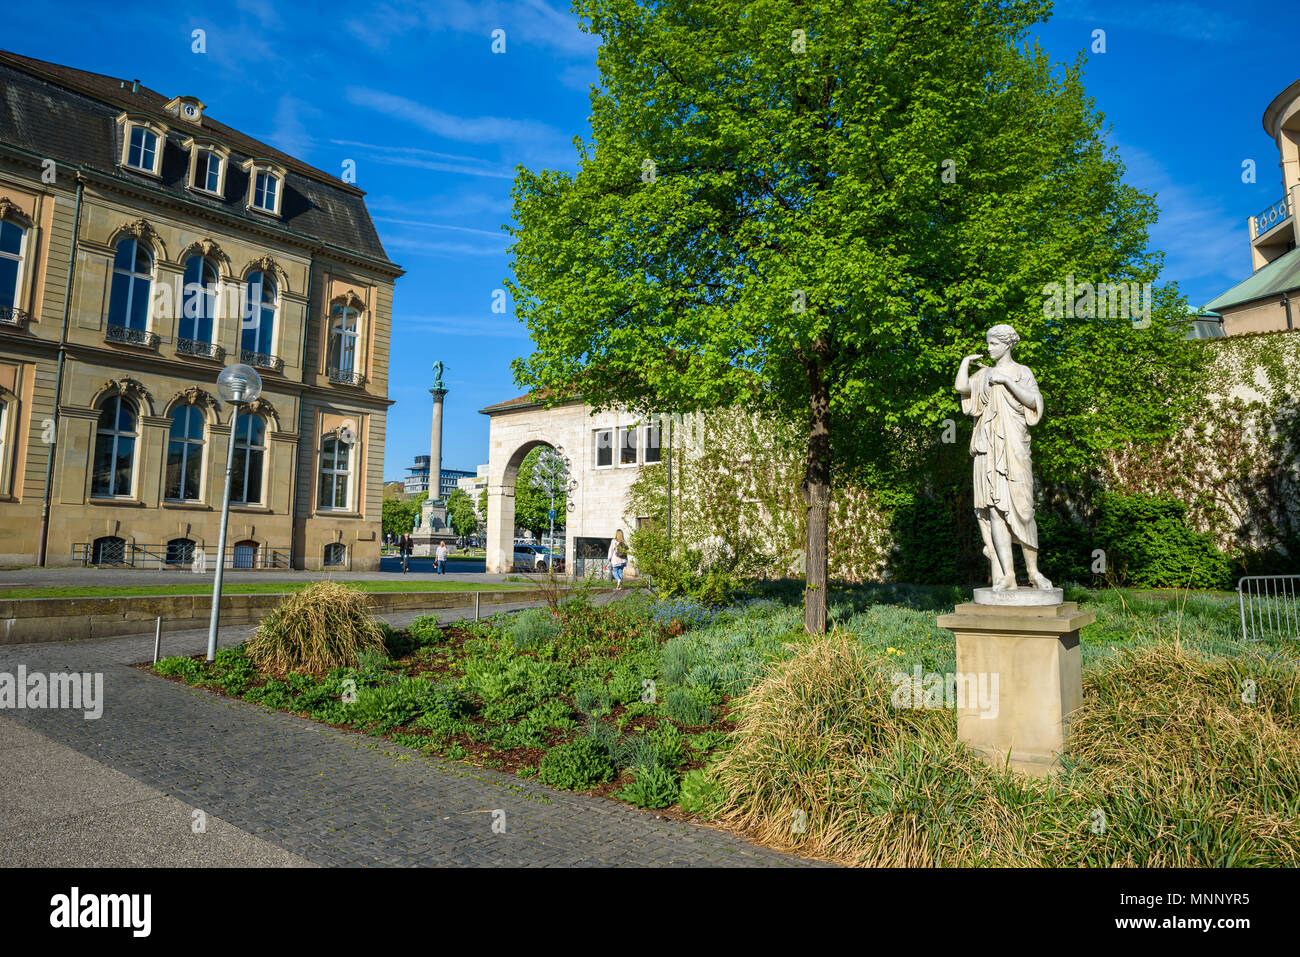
[[480, 393, 661, 577]]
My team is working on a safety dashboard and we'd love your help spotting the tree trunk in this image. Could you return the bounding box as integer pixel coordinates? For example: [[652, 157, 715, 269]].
[[803, 367, 832, 634]]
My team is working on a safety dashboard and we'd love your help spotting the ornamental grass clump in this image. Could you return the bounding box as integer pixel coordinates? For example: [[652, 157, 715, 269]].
[[709, 634, 1300, 867], [244, 581, 386, 677]]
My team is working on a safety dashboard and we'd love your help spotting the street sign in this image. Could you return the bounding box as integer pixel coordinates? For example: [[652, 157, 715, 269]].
[[548, 509, 557, 521]]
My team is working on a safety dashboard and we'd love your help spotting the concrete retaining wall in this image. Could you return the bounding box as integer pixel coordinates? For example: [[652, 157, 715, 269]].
[[0, 588, 556, 646]]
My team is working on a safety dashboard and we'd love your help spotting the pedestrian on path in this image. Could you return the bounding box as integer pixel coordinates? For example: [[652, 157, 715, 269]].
[[398, 533, 409, 573], [435, 541, 448, 575], [607, 529, 628, 589]]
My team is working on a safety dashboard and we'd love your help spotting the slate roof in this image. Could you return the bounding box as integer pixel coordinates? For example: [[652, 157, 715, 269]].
[[0, 50, 396, 269], [1204, 245, 1300, 311]]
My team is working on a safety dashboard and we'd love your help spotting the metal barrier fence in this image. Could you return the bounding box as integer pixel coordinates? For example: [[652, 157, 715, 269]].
[[1238, 575, 1300, 641], [73, 541, 291, 570]]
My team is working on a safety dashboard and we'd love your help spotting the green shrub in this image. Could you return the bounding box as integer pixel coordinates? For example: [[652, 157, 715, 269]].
[[615, 734, 663, 772], [347, 676, 437, 731], [617, 764, 680, 808], [584, 719, 618, 757], [155, 655, 203, 681], [244, 582, 386, 676], [660, 685, 714, 726], [537, 737, 615, 791], [509, 609, 561, 649], [408, 615, 444, 646], [1093, 491, 1233, 589], [678, 768, 723, 818], [354, 647, 391, 684]]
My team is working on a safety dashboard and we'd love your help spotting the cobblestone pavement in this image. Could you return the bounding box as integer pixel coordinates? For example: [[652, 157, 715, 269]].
[[0, 600, 824, 867]]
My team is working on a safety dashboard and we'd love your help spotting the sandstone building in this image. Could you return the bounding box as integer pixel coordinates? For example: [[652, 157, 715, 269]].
[[0, 51, 401, 569]]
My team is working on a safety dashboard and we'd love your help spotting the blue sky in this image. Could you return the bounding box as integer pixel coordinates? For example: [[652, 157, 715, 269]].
[[8, 0, 1293, 480]]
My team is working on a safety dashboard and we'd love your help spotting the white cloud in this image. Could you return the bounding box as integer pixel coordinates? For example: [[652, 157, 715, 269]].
[[1117, 141, 1251, 302], [345, 87, 566, 150], [373, 217, 509, 239]]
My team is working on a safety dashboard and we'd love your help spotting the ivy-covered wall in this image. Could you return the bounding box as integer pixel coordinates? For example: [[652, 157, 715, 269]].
[[629, 332, 1300, 587]]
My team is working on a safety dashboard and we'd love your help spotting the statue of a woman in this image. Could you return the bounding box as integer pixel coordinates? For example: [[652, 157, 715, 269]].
[[955, 324, 1053, 592]]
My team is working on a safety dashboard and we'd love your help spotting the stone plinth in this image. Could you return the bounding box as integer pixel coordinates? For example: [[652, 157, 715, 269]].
[[936, 601, 1094, 776]]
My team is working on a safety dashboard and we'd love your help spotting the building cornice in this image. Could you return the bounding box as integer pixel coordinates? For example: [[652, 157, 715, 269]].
[[1263, 76, 1300, 138]]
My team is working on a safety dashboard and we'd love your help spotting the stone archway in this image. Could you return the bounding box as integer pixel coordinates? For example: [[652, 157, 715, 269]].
[[485, 438, 558, 574]]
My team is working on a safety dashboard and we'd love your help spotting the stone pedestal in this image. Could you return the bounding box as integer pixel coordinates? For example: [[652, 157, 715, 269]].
[[936, 600, 1094, 776], [412, 498, 456, 556]]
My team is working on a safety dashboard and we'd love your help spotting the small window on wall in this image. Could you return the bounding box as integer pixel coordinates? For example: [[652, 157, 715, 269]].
[[165, 538, 195, 566], [323, 542, 346, 567], [618, 425, 638, 466], [594, 428, 613, 468], [318, 432, 352, 510], [643, 422, 662, 464], [92, 535, 126, 565]]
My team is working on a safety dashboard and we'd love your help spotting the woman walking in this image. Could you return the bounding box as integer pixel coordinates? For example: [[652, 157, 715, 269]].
[[607, 529, 629, 589], [435, 540, 448, 575]]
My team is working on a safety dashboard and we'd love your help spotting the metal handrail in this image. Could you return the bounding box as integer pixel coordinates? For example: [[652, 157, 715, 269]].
[[240, 349, 284, 372], [73, 541, 291, 569], [105, 323, 160, 348]]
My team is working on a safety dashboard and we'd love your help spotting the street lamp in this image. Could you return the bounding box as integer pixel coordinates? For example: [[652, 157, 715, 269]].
[[206, 363, 263, 661]]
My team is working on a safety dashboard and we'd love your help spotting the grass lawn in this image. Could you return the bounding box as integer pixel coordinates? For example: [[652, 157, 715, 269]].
[[0, 580, 525, 599], [148, 580, 1300, 866]]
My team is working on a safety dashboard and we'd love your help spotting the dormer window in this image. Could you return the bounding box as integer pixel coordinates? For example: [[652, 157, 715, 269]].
[[128, 126, 157, 171], [242, 159, 286, 216], [254, 172, 278, 211], [184, 138, 229, 196], [116, 115, 168, 177]]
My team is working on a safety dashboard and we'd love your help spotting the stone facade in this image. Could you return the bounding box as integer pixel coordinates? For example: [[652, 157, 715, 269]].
[[481, 395, 663, 576], [0, 52, 401, 569]]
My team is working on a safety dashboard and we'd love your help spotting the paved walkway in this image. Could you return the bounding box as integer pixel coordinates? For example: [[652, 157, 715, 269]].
[[0, 601, 820, 867]]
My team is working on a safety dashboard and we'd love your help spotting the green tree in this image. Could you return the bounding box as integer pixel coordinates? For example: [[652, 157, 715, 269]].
[[382, 491, 426, 543], [507, 0, 1201, 631], [446, 489, 480, 539], [513, 446, 568, 539]]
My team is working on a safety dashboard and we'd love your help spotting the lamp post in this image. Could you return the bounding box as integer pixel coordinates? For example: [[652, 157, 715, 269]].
[[532, 446, 569, 573], [207, 363, 263, 662]]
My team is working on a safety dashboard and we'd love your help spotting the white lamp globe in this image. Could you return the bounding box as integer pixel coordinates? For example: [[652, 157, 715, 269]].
[[216, 364, 263, 404]]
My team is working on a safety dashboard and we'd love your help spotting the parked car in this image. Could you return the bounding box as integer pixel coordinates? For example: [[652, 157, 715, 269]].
[[512, 544, 557, 569]]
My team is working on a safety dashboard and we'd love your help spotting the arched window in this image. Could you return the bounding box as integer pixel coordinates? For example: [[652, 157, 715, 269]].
[[107, 237, 152, 331], [92, 535, 126, 565], [166, 538, 195, 566], [327, 305, 359, 377], [91, 394, 136, 497], [241, 271, 276, 360], [0, 219, 27, 315], [180, 255, 218, 344], [165, 405, 205, 501], [231, 412, 266, 505], [323, 542, 346, 567]]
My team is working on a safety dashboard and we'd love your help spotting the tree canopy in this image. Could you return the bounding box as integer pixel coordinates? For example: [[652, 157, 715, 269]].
[[507, 0, 1201, 630]]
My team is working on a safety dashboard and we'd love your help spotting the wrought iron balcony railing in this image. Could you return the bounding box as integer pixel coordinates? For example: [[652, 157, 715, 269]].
[[327, 366, 366, 386], [240, 349, 284, 372], [0, 305, 28, 327], [177, 337, 225, 361], [1253, 195, 1291, 238], [105, 323, 160, 349]]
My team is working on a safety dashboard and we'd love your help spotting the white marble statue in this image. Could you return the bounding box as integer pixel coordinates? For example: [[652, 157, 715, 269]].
[[955, 324, 1053, 592]]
